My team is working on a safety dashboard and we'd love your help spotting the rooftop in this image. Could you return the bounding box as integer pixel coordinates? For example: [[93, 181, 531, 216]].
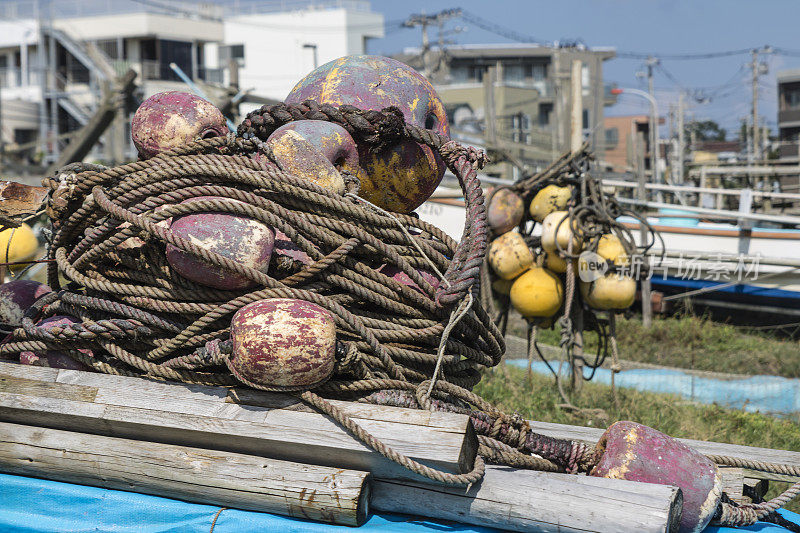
[[0, 0, 371, 21], [402, 42, 616, 59]]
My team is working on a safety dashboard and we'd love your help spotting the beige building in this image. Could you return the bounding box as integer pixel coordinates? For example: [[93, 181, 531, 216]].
[[395, 43, 617, 179]]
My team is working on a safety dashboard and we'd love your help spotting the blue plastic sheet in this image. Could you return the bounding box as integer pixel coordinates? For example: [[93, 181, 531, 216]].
[[506, 359, 800, 416], [1, 473, 797, 532]]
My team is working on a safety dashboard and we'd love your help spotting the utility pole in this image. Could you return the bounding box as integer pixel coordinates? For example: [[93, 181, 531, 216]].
[[646, 57, 660, 188], [677, 92, 685, 184], [751, 47, 771, 162], [403, 8, 461, 78], [751, 49, 760, 162]]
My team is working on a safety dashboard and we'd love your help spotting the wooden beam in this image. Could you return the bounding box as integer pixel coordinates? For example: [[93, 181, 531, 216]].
[[372, 465, 682, 533], [0, 363, 476, 483], [0, 422, 369, 526]]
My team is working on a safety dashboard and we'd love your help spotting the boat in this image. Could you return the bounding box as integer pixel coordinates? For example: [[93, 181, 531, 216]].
[[420, 177, 800, 320]]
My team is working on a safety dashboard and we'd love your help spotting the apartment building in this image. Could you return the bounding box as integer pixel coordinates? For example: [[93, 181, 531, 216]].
[[394, 43, 617, 179], [0, 0, 383, 166], [777, 68, 800, 161]]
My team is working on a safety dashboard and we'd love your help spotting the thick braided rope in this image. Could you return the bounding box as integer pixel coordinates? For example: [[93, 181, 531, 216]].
[[3, 105, 512, 486]]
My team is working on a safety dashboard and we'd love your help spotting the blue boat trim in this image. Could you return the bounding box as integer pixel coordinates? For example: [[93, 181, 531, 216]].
[[507, 359, 800, 416], [650, 275, 800, 305]]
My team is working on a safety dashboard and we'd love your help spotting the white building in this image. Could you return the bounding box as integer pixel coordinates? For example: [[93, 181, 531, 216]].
[[223, 2, 383, 109], [0, 0, 384, 166]]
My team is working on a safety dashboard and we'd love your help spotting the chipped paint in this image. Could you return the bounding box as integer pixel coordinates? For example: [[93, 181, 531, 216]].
[[266, 128, 347, 194], [166, 196, 275, 290], [230, 298, 336, 388], [285, 55, 450, 213], [488, 231, 534, 280], [591, 421, 722, 533], [0, 280, 51, 326], [131, 91, 227, 159]]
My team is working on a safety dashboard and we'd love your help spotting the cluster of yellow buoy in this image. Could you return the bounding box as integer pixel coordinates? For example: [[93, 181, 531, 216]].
[[486, 183, 636, 326]]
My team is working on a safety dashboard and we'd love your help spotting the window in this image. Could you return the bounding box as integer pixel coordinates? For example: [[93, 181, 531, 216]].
[[786, 87, 800, 109], [538, 103, 553, 127], [503, 64, 524, 82], [605, 127, 619, 150], [582, 109, 589, 130]]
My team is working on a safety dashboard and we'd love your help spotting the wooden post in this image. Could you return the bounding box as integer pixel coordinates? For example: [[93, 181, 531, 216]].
[[0, 363, 477, 484], [372, 465, 682, 533], [569, 59, 586, 389], [637, 129, 653, 328], [0, 422, 370, 526]]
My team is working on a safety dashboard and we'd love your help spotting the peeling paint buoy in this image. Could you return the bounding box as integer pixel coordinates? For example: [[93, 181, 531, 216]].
[[230, 299, 336, 389], [529, 184, 571, 222], [131, 91, 228, 159], [591, 421, 721, 533], [166, 196, 275, 290], [0, 280, 52, 326]]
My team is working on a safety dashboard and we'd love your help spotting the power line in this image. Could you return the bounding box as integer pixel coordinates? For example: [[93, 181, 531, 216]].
[[458, 9, 541, 44], [617, 48, 754, 60]]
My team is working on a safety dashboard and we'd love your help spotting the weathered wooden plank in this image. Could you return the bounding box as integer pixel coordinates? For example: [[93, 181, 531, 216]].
[[0, 364, 476, 483], [372, 465, 682, 533], [719, 467, 744, 503], [527, 419, 800, 483], [0, 422, 369, 526], [0, 375, 97, 402]]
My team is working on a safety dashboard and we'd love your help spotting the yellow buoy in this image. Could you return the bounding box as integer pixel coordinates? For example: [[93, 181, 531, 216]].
[[529, 184, 571, 222], [596, 233, 629, 266], [544, 251, 569, 274], [580, 274, 636, 310], [488, 231, 534, 280], [491, 277, 516, 295], [0, 224, 38, 263], [541, 211, 582, 254], [510, 266, 564, 318], [578, 233, 630, 275]]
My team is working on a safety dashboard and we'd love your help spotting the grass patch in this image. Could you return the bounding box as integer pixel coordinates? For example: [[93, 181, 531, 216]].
[[475, 364, 800, 512], [505, 311, 800, 378]]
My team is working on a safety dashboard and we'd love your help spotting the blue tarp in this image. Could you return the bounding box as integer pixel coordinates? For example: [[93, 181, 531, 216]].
[[1, 473, 797, 532], [506, 359, 800, 415]]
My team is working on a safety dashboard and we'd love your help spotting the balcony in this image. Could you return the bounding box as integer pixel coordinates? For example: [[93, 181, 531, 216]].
[[779, 108, 800, 125], [109, 60, 224, 84], [778, 141, 800, 159]]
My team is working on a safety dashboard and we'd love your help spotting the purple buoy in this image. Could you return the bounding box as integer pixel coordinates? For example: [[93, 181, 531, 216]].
[[591, 421, 722, 533], [285, 55, 449, 213], [230, 298, 336, 389], [0, 280, 52, 326], [166, 196, 275, 291], [131, 91, 228, 159]]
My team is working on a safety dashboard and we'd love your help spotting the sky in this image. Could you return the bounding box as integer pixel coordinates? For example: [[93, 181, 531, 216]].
[[365, 0, 800, 139]]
